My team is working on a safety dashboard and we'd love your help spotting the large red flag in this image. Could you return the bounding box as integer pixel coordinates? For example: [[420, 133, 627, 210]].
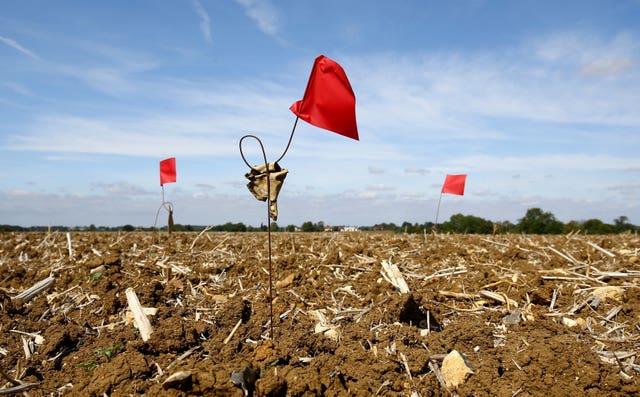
[[290, 55, 359, 140], [441, 174, 467, 195], [160, 157, 176, 186]]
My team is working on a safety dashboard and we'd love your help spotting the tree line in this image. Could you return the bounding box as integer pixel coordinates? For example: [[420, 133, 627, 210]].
[[373, 208, 637, 234], [0, 208, 637, 234]]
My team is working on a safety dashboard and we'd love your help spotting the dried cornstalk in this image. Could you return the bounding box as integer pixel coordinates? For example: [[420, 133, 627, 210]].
[[66, 232, 73, 258], [438, 290, 476, 299], [13, 276, 55, 302], [125, 288, 154, 341], [428, 361, 447, 389], [480, 238, 509, 248], [545, 246, 581, 266], [224, 319, 242, 344], [0, 382, 41, 395], [189, 225, 214, 250], [424, 266, 467, 281], [399, 352, 413, 382], [479, 290, 518, 308], [592, 270, 640, 279], [380, 260, 410, 294], [586, 241, 615, 257]]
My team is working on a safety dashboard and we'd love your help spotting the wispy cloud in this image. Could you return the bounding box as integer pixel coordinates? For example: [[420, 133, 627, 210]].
[[442, 154, 640, 173], [0, 35, 40, 60], [366, 184, 395, 192], [91, 181, 153, 196], [191, 0, 212, 44], [5, 114, 243, 157], [234, 0, 280, 37], [348, 31, 640, 144], [41, 42, 160, 97], [368, 166, 385, 174], [3, 82, 32, 97], [405, 168, 430, 176], [6, 30, 640, 165], [581, 58, 639, 76]]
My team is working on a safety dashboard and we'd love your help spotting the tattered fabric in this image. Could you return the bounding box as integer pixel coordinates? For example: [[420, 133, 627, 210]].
[[245, 162, 288, 220]]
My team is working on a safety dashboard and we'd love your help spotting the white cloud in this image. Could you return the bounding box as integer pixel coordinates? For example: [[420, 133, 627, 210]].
[[405, 168, 430, 176], [191, 0, 212, 43], [347, 31, 640, 140], [440, 154, 640, 173], [234, 0, 280, 36], [366, 184, 394, 191], [5, 114, 241, 157], [1, 180, 639, 227], [3, 82, 32, 96], [7, 28, 638, 160], [40, 42, 161, 97], [90, 181, 154, 196], [0, 35, 40, 60], [581, 58, 639, 76]]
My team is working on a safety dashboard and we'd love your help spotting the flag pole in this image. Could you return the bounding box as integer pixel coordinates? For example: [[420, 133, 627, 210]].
[[435, 192, 443, 227], [153, 184, 166, 229]]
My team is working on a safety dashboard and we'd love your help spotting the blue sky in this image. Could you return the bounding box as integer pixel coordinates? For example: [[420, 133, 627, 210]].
[[1, 0, 639, 227]]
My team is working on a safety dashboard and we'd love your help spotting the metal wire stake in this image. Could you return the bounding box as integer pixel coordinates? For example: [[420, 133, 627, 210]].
[[154, 184, 174, 231], [238, 118, 300, 340], [239, 134, 275, 339]]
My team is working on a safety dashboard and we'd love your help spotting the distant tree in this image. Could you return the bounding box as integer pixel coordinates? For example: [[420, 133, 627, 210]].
[[286, 224, 296, 232], [440, 214, 493, 234], [373, 223, 399, 232], [494, 220, 516, 234], [582, 219, 614, 234], [517, 208, 563, 234], [121, 224, 135, 232], [563, 221, 583, 234], [613, 216, 633, 233], [270, 222, 280, 232], [301, 221, 316, 232]]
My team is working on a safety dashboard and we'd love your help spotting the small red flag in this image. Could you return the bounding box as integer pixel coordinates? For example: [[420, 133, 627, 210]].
[[290, 55, 359, 140], [160, 157, 176, 186], [441, 174, 467, 195]]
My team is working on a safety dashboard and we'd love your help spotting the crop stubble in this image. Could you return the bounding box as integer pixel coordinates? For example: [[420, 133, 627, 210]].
[[1, 231, 639, 396]]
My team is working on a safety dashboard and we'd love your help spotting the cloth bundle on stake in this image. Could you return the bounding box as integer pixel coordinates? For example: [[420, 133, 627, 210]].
[[435, 174, 467, 227], [238, 54, 358, 339], [155, 157, 176, 233], [245, 162, 288, 221]]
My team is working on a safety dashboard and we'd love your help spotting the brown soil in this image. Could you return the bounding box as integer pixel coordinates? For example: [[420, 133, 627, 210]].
[[1, 231, 639, 396]]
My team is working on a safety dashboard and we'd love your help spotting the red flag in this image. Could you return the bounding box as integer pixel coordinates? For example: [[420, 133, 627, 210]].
[[441, 174, 467, 195], [290, 55, 359, 140], [160, 157, 176, 186]]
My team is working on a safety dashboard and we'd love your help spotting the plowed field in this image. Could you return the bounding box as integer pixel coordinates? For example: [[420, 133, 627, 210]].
[[1, 231, 639, 396]]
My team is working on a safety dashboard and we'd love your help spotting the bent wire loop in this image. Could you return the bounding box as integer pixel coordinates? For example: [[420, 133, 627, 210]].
[[238, 117, 298, 171], [154, 185, 174, 229]]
